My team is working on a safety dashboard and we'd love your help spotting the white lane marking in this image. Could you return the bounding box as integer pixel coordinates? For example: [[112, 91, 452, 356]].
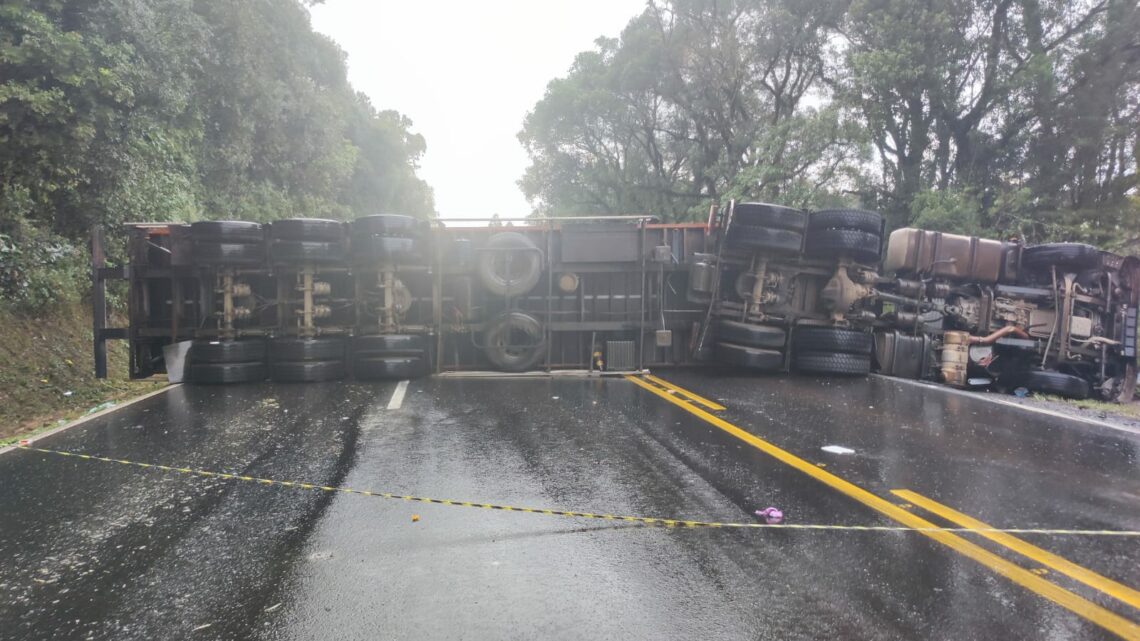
[[387, 380, 409, 410], [0, 384, 181, 456], [871, 375, 1140, 436]]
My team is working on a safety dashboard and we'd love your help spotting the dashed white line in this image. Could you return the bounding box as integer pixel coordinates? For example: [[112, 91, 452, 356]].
[[386, 380, 409, 410]]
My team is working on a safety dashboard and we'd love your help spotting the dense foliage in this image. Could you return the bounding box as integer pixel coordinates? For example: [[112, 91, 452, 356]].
[[0, 0, 433, 309], [520, 0, 1140, 248]]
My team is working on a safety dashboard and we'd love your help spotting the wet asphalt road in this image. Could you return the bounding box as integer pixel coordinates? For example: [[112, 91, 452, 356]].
[[0, 373, 1137, 640]]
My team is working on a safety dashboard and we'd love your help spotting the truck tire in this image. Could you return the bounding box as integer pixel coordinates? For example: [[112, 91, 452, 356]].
[[269, 218, 344, 242], [714, 320, 786, 349], [1018, 370, 1090, 399], [716, 342, 783, 371], [269, 359, 345, 382], [352, 214, 427, 238], [477, 232, 543, 296], [1022, 243, 1100, 271], [270, 240, 346, 264], [351, 236, 422, 264], [794, 352, 871, 375], [805, 229, 880, 265], [352, 334, 428, 357], [792, 327, 872, 354], [354, 355, 428, 380], [190, 339, 266, 364], [732, 203, 807, 231], [192, 242, 265, 266], [190, 361, 266, 384], [725, 225, 803, 253], [269, 337, 345, 362], [483, 311, 546, 372], [189, 221, 263, 243], [808, 209, 883, 235]]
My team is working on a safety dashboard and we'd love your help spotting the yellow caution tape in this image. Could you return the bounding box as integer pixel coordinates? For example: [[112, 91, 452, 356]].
[[16, 445, 1140, 537]]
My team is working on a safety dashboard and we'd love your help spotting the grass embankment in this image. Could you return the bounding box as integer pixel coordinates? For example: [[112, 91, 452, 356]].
[[1031, 394, 1140, 422], [0, 303, 164, 443]]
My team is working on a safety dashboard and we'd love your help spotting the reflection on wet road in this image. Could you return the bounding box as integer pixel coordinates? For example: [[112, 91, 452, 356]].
[[1, 374, 1137, 640]]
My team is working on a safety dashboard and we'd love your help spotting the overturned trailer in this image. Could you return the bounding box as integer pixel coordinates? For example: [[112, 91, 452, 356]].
[[93, 203, 1139, 401]]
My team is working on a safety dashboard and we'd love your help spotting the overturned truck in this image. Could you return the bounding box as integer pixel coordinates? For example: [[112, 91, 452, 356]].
[[95, 203, 1139, 401]]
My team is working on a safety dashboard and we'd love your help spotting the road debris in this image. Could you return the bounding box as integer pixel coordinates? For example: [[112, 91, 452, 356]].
[[755, 507, 784, 524]]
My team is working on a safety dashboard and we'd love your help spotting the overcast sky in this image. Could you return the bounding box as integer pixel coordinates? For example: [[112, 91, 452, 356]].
[[308, 1, 647, 219]]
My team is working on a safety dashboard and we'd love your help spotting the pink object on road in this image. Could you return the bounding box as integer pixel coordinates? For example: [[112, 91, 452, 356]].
[[755, 507, 784, 524]]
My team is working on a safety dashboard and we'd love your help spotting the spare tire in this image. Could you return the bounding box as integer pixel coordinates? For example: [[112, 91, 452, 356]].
[[269, 359, 345, 382], [716, 342, 783, 371], [805, 229, 881, 265], [269, 218, 344, 242], [808, 209, 883, 234], [354, 355, 428, 380], [1022, 243, 1100, 271], [352, 214, 427, 238], [483, 311, 546, 372], [1018, 370, 1091, 399], [190, 361, 266, 384], [732, 203, 807, 231], [192, 242, 265, 266], [269, 337, 344, 362], [794, 352, 871, 375], [714, 320, 786, 349], [270, 240, 346, 265], [190, 339, 266, 364], [190, 221, 263, 243], [725, 225, 803, 253], [477, 232, 543, 296], [792, 327, 872, 354]]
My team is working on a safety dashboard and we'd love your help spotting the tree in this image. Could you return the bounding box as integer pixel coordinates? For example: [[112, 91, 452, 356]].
[[0, 0, 434, 239], [0, 0, 434, 309], [522, 0, 1138, 245], [519, 0, 864, 221], [841, 0, 1139, 237]]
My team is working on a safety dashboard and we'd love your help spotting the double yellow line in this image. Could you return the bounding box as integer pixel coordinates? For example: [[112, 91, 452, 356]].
[[893, 489, 1140, 611], [626, 374, 1140, 640]]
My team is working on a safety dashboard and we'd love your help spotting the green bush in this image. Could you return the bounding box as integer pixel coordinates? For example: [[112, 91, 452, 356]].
[[909, 189, 984, 236], [0, 231, 87, 312]]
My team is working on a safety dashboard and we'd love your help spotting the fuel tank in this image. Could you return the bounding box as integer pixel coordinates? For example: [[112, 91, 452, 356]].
[[884, 228, 1016, 284]]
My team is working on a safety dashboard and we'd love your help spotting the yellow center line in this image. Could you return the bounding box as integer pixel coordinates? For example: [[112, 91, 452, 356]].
[[641, 374, 727, 411], [624, 374, 1140, 640], [893, 489, 1140, 612]]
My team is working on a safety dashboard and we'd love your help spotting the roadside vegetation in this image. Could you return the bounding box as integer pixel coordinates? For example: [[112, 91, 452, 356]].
[[1, 0, 435, 434], [520, 0, 1140, 251], [0, 303, 162, 443], [1030, 394, 1140, 423], [1, 0, 434, 315]]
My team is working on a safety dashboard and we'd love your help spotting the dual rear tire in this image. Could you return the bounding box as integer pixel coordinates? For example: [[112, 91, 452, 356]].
[[188, 339, 267, 384], [268, 337, 346, 382], [792, 326, 872, 375], [351, 215, 429, 265], [190, 221, 265, 266], [713, 319, 785, 371], [352, 334, 430, 380], [725, 203, 806, 254], [805, 209, 882, 265], [269, 218, 347, 265]]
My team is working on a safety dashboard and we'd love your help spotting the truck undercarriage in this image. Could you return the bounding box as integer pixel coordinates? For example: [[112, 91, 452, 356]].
[[94, 203, 1139, 401]]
